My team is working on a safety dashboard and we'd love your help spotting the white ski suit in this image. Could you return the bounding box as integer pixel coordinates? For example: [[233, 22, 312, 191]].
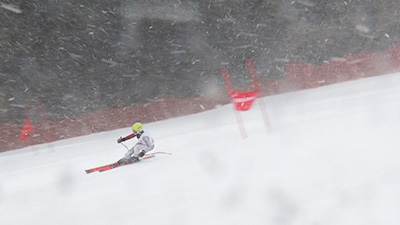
[[120, 131, 154, 160]]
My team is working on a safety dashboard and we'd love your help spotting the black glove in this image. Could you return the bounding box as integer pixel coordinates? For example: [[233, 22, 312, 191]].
[[117, 137, 126, 143]]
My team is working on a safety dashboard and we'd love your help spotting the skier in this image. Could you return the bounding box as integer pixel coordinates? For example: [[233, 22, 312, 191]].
[[117, 122, 155, 165]]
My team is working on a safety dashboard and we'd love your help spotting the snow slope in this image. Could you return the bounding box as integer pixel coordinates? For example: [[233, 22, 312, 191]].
[[1, 73, 400, 225]]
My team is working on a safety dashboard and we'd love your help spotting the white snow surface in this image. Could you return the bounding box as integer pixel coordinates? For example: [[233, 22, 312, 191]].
[[1, 73, 400, 225]]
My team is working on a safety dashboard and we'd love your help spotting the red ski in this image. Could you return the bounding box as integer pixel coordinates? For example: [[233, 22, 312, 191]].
[[85, 151, 172, 174], [85, 155, 155, 174]]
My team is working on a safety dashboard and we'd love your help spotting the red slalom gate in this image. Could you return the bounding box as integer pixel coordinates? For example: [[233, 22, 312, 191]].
[[222, 59, 272, 138]]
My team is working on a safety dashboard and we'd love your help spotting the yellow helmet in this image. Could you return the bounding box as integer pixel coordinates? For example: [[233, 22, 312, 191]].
[[132, 122, 143, 133]]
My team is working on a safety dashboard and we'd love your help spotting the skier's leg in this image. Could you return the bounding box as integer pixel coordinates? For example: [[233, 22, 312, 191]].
[[132, 144, 147, 158], [118, 146, 137, 164], [124, 146, 135, 159], [121, 144, 145, 163], [119, 144, 155, 164], [136, 144, 155, 157]]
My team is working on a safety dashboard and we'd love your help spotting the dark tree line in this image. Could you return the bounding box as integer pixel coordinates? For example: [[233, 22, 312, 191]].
[[1, 0, 399, 124]]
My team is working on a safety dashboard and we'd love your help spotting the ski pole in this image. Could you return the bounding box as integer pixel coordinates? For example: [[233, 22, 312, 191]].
[[121, 142, 129, 150]]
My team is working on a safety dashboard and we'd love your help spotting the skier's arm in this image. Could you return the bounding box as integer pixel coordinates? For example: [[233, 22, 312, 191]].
[[117, 133, 136, 143]]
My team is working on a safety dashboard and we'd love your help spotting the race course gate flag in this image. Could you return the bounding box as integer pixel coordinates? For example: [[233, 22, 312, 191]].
[[222, 59, 272, 138]]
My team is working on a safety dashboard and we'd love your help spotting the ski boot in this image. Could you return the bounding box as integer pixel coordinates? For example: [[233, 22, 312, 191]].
[[129, 156, 140, 163], [139, 150, 146, 158], [117, 157, 138, 165], [117, 158, 130, 165]]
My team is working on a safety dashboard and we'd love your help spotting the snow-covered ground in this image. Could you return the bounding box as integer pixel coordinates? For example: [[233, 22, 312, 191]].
[[1, 73, 400, 225]]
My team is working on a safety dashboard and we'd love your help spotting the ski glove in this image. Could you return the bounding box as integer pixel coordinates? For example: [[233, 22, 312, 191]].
[[117, 137, 126, 143]]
